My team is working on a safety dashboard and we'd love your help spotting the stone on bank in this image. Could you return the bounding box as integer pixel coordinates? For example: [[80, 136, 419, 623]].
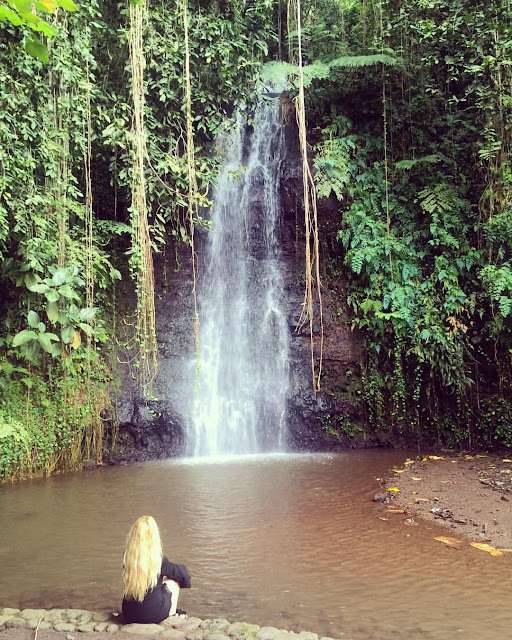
[[0, 608, 342, 640]]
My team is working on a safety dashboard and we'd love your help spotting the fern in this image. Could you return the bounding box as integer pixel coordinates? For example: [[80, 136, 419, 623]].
[[395, 154, 445, 170], [328, 54, 398, 69], [417, 184, 462, 214], [313, 138, 351, 200], [261, 53, 398, 88], [0, 413, 29, 445]]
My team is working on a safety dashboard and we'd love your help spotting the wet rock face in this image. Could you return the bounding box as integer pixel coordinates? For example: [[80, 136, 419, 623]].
[[109, 120, 364, 464], [279, 123, 365, 452], [106, 245, 196, 464]]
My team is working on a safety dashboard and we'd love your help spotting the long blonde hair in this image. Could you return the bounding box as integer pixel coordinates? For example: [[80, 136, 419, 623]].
[[123, 515, 163, 602]]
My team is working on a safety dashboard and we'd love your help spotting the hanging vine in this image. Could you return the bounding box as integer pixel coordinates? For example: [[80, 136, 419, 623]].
[[182, 0, 200, 368], [289, 0, 324, 392], [128, 0, 158, 392], [47, 19, 70, 271]]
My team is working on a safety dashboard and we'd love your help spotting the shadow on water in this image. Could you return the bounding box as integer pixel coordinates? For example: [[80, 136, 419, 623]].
[[1, 450, 512, 640]]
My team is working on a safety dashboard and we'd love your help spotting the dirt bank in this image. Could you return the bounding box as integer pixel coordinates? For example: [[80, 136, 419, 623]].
[[380, 452, 512, 550]]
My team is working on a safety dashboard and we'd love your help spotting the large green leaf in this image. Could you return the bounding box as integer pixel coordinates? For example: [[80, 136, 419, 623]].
[[50, 343, 62, 358], [26, 339, 41, 361], [79, 322, 94, 336], [61, 325, 75, 344], [58, 284, 79, 299], [45, 289, 60, 303], [0, 5, 24, 25], [12, 329, 38, 347], [27, 310, 40, 328], [38, 332, 59, 353], [24, 272, 41, 291], [31, 283, 51, 294], [24, 36, 49, 63], [46, 301, 60, 324], [79, 307, 95, 322], [52, 268, 68, 286]]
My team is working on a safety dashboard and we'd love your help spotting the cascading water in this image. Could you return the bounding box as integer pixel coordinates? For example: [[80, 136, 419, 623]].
[[188, 93, 290, 457]]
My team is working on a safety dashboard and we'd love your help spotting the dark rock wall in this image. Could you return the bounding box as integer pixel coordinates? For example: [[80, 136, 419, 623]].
[[106, 120, 365, 464]]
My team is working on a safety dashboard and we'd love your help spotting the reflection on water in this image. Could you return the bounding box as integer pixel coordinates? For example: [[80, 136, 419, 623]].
[[1, 450, 511, 640]]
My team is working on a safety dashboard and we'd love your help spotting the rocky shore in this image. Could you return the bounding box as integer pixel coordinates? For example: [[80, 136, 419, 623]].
[[0, 609, 341, 640]]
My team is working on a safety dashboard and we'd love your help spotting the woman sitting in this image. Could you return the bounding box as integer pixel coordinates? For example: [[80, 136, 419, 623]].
[[122, 515, 191, 624]]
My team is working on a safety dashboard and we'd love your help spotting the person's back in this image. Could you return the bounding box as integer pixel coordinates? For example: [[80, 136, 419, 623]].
[[122, 515, 191, 624]]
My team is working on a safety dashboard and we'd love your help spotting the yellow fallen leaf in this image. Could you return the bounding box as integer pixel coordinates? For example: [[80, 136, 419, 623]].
[[497, 548, 512, 553], [428, 455, 444, 460], [470, 542, 503, 557], [502, 459, 512, 463], [412, 491, 419, 494], [404, 460, 415, 466], [435, 536, 463, 549], [393, 468, 406, 473], [465, 455, 474, 460], [388, 487, 400, 492], [415, 497, 431, 503], [412, 477, 422, 481], [433, 496, 440, 501]]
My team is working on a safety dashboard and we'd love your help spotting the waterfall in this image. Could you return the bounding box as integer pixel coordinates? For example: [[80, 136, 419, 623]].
[[188, 94, 290, 457]]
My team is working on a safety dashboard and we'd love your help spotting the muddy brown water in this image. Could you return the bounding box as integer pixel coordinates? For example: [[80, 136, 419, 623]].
[[1, 450, 511, 640]]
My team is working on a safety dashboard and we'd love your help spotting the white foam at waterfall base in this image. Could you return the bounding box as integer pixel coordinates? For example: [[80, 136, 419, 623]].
[[188, 92, 290, 457]]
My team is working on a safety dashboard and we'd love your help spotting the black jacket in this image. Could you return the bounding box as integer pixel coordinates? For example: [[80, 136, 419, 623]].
[[122, 556, 191, 624]]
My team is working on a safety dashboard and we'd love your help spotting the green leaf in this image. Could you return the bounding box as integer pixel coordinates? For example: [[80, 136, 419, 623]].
[[61, 325, 75, 344], [50, 343, 62, 357], [78, 307, 95, 322], [78, 322, 94, 336], [24, 36, 49, 63], [38, 332, 59, 353], [0, 6, 24, 26], [12, 330, 38, 347], [26, 339, 41, 361], [31, 283, 51, 294], [68, 303, 79, 320], [46, 301, 60, 324], [33, 19, 58, 37], [52, 268, 68, 286], [45, 289, 60, 303], [27, 310, 40, 328], [58, 284, 78, 299], [25, 272, 41, 291]]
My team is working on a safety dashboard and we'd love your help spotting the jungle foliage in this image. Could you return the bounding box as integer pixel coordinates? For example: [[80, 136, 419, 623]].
[[299, 0, 512, 449], [0, 0, 275, 480]]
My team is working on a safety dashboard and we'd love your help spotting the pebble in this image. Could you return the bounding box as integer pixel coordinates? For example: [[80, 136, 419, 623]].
[[56, 623, 77, 632], [0, 607, 344, 640]]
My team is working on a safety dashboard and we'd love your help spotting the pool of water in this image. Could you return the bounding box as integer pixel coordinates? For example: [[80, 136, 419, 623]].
[[1, 450, 511, 640]]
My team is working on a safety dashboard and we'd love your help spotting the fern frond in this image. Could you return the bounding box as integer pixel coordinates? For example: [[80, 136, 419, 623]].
[[261, 54, 398, 88], [261, 61, 296, 85], [328, 54, 398, 69], [303, 61, 330, 87], [395, 154, 445, 170]]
